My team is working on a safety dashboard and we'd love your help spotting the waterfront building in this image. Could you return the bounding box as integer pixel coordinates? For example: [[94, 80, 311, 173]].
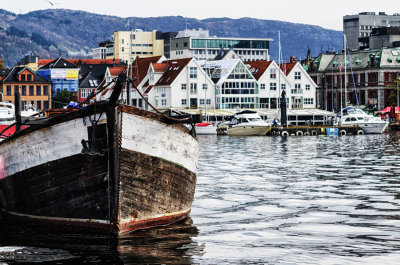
[[78, 72, 102, 102], [106, 30, 164, 63], [127, 56, 165, 108], [245, 60, 291, 109], [344, 12, 400, 50], [169, 28, 272, 62], [1, 66, 52, 110], [202, 59, 259, 109], [306, 47, 400, 111], [139, 58, 215, 110], [38, 58, 79, 97]]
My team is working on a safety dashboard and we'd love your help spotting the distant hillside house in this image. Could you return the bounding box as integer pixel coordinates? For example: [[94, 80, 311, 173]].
[[38, 58, 79, 96], [1, 66, 52, 110]]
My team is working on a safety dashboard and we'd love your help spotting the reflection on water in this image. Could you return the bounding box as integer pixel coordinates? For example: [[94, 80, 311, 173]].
[[1, 133, 400, 264]]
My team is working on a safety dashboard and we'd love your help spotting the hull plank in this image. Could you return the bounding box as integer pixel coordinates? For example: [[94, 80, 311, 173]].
[[0, 153, 109, 220], [119, 148, 196, 224]]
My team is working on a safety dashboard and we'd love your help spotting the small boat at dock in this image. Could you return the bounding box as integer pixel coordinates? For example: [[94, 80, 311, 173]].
[[195, 122, 217, 135], [226, 110, 271, 136], [335, 107, 389, 134]]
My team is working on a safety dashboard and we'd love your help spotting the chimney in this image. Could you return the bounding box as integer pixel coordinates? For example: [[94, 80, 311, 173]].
[[289, 56, 294, 63]]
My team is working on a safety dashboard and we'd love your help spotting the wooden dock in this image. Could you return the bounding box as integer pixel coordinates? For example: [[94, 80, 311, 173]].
[[269, 125, 363, 136]]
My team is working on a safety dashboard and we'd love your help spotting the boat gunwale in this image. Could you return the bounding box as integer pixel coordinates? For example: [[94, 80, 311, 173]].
[[0, 103, 193, 145]]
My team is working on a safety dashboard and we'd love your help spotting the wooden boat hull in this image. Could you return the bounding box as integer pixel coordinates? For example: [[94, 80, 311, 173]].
[[0, 104, 197, 235]]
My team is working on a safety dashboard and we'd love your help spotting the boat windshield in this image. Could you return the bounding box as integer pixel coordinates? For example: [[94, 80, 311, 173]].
[[248, 118, 262, 122]]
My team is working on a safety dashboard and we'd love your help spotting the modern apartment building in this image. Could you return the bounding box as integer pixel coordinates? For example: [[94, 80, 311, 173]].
[[169, 29, 272, 62], [110, 30, 164, 63], [344, 12, 400, 50]]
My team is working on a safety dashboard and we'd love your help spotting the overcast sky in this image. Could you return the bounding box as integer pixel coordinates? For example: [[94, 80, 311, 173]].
[[2, 0, 400, 30]]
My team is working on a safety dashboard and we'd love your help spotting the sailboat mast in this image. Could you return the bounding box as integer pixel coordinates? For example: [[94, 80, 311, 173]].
[[204, 39, 207, 121], [344, 34, 347, 107], [278, 31, 281, 99]]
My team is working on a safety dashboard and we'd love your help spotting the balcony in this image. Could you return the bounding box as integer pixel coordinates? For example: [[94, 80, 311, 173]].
[[291, 89, 303, 94]]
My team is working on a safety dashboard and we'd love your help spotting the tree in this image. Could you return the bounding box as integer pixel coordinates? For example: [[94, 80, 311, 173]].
[[0, 58, 4, 69], [53, 89, 71, 109]]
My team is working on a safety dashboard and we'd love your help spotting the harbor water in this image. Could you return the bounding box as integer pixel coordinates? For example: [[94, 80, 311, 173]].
[[1, 133, 400, 264]]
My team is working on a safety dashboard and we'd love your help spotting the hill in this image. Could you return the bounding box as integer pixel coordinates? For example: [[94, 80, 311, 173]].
[[0, 9, 342, 67]]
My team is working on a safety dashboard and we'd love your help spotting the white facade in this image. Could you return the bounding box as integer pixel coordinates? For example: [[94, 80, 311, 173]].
[[285, 62, 317, 109], [145, 59, 216, 111], [253, 61, 292, 109]]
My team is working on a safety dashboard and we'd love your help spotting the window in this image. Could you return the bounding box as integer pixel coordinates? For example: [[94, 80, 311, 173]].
[[281, 84, 286, 90], [190, 83, 197, 94], [36, 85, 41, 95], [44, 100, 49, 109], [270, 83, 277, 90], [6, 85, 11, 95], [155, 99, 159, 106], [81, 89, 86, 98], [21, 100, 27, 110], [36, 100, 42, 110], [181, 84, 187, 90], [294, 72, 301, 80], [122, 47, 124, 52], [14, 85, 18, 94], [190, 67, 197, 79], [20, 74, 25, 81], [21, 85, 26, 96], [200, 99, 205, 105], [305, 84, 310, 91], [43, 85, 49, 96], [184, 42, 188, 47], [260, 84, 265, 90], [27, 74, 32, 81], [161, 99, 167, 106], [122, 39, 124, 44], [181, 99, 187, 105], [29, 85, 34, 96], [270, 68, 276, 79], [206, 99, 211, 105], [304, 98, 314, 104], [203, 84, 208, 90]]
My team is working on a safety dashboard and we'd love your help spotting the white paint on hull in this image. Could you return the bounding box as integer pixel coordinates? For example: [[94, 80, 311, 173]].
[[121, 113, 198, 174], [0, 118, 95, 178]]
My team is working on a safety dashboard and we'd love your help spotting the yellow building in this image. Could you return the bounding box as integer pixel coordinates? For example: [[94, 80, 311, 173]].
[[111, 30, 164, 63]]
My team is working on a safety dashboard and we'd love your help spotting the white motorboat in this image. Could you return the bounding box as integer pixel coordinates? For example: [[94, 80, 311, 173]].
[[195, 122, 217, 135], [227, 110, 271, 136], [335, 107, 389, 134]]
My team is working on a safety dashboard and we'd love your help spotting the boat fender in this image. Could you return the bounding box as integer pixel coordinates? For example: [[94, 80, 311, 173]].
[[281, 130, 289, 137], [340, 130, 347, 136], [357, 129, 364, 135], [311, 130, 318, 136], [304, 132, 310, 136], [296, 131, 303, 136]]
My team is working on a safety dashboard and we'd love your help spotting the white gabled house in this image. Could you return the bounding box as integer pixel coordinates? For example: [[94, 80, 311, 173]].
[[246, 60, 292, 109], [143, 58, 215, 110], [281, 59, 317, 109]]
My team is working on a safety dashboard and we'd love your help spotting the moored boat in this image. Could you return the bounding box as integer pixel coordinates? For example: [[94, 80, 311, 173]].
[[195, 122, 217, 135], [335, 107, 389, 134], [0, 74, 198, 235], [227, 110, 271, 136]]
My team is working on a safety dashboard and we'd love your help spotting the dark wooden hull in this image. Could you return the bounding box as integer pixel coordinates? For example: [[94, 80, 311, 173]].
[[0, 103, 198, 235]]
